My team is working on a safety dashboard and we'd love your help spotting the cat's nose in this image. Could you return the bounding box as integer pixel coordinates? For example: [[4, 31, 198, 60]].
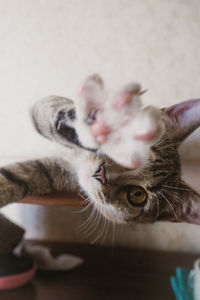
[[93, 163, 108, 185]]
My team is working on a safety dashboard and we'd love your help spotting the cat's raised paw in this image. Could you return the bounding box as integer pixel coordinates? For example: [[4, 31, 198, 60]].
[[75, 75, 164, 168]]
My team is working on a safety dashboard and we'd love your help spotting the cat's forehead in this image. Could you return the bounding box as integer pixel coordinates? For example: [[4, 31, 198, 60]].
[[104, 144, 181, 188], [143, 148, 181, 188], [109, 168, 146, 185], [112, 165, 166, 187]]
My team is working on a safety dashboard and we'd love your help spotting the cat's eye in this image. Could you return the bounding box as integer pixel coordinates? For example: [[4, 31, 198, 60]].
[[126, 186, 147, 206]]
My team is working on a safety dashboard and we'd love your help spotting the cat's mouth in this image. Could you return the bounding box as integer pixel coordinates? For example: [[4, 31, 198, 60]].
[[93, 162, 108, 185]]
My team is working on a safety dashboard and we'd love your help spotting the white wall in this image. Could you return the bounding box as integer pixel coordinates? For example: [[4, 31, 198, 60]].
[[1, 0, 200, 252]]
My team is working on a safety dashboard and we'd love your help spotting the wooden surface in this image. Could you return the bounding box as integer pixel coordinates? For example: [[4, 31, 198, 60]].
[[0, 241, 198, 300], [20, 191, 84, 207]]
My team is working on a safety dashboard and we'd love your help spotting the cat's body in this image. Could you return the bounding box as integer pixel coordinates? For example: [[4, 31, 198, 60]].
[[0, 75, 200, 225]]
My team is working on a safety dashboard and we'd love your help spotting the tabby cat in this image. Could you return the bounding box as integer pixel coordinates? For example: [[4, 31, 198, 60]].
[[0, 75, 200, 225]]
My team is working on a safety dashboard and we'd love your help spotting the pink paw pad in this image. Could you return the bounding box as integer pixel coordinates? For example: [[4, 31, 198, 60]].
[[113, 93, 133, 111], [78, 74, 104, 97], [134, 129, 159, 142], [91, 121, 111, 144], [124, 160, 141, 169]]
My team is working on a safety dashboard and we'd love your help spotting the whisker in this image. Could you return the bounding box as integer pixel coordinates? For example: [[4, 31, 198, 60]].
[[73, 201, 93, 214], [78, 190, 88, 199], [162, 187, 193, 210], [91, 214, 106, 244], [111, 220, 116, 249], [101, 219, 109, 246], [155, 194, 160, 222], [90, 207, 105, 243], [84, 208, 101, 235], [77, 206, 96, 231], [158, 190, 179, 222], [100, 208, 111, 246], [163, 184, 191, 192]]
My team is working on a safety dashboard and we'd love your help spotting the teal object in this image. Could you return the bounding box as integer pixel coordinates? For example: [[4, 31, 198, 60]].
[[170, 268, 194, 300]]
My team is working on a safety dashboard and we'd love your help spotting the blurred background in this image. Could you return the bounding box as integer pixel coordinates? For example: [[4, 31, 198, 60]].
[[0, 0, 200, 252]]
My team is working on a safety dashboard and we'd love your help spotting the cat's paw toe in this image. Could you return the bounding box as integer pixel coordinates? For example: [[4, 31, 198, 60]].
[[78, 74, 104, 98], [87, 74, 104, 88], [134, 128, 161, 142], [113, 83, 142, 111], [133, 106, 163, 143], [123, 82, 141, 95], [113, 93, 133, 110]]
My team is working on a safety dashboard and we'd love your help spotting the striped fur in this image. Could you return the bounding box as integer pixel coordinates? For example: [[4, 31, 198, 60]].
[[0, 157, 78, 207], [0, 95, 199, 225]]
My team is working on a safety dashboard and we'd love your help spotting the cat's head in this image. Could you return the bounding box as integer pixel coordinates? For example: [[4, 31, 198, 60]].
[[77, 98, 200, 225], [56, 89, 200, 225]]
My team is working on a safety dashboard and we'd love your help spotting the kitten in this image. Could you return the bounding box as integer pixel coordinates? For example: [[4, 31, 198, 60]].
[[0, 75, 200, 225]]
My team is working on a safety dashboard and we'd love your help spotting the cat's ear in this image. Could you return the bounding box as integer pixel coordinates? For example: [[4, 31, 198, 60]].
[[178, 182, 200, 224], [163, 99, 200, 142]]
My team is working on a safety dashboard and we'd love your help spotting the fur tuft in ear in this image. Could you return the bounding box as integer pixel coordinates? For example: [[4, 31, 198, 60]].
[[163, 99, 200, 142], [178, 182, 200, 224]]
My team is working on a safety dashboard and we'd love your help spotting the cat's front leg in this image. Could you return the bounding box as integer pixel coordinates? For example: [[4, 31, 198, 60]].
[[0, 158, 78, 208]]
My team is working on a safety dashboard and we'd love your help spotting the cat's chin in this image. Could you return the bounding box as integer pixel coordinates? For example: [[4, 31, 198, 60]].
[[77, 161, 97, 192], [77, 166, 127, 224], [94, 203, 127, 224]]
